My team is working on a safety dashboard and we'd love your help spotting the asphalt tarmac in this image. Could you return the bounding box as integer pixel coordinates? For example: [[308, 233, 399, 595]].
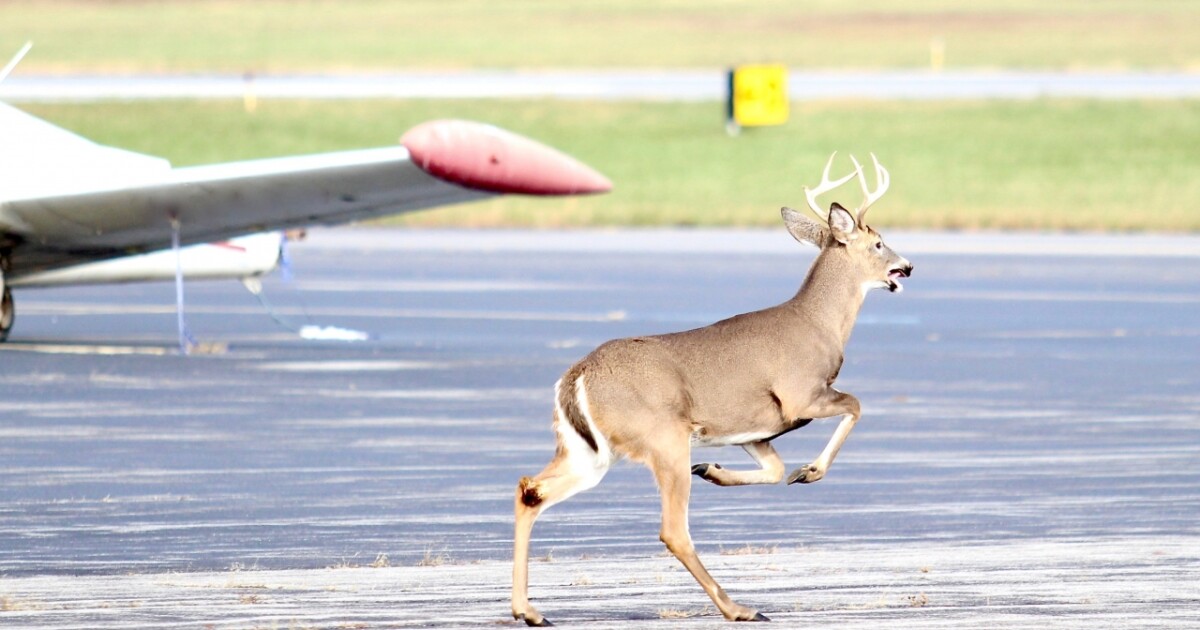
[[1, 228, 1197, 627]]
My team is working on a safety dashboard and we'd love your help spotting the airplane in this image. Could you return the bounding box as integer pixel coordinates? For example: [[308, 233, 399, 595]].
[[0, 44, 611, 345]]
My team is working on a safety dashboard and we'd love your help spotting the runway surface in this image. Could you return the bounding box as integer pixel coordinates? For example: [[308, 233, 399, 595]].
[[6, 70, 1200, 102], [1, 228, 1197, 627]]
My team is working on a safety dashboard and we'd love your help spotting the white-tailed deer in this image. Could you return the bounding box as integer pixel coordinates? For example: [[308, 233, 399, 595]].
[[512, 153, 912, 625]]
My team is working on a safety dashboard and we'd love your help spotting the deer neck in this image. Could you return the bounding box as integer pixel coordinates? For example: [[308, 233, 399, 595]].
[[788, 247, 867, 348]]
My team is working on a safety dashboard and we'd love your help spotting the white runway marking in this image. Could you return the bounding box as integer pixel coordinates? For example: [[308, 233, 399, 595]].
[[290, 387, 549, 401], [6, 70, 1200, 102], [252, 360, 460, 372], [0, 342, 171, 356], [293, 228, 1200, 258], [292, 279, 590, 293], [916, 289, 1200, 304], [16, 301, 627, 323]]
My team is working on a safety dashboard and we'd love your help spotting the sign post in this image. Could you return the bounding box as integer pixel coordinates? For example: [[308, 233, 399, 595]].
[[726, 64, 789, 136]]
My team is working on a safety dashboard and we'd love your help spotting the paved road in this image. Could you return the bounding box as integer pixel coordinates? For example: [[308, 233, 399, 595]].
[[0, 228, 1197, 627], [5, 70, 1200, 101]]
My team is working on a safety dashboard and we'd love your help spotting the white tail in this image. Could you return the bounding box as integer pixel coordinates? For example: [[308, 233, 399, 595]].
[[512, 154, 913, 625]]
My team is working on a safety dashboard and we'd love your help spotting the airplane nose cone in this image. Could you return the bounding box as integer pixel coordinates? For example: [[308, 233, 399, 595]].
[[401, 119, 612, 196]]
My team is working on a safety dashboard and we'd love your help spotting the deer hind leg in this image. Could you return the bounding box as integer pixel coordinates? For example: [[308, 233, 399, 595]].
[[513, 386, 612, 626], [652, 441, 769, 622], [787, 389, 861, 485], [512, 457, 594, 626], [692, 441, 785, 487]]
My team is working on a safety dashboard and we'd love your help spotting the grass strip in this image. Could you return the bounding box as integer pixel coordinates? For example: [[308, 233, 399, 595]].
[[3, 1, 1199, 73], [19, 98, 1200, 231]]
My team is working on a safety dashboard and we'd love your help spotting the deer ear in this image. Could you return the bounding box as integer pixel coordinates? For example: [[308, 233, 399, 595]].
[[781, 207, 829, 248], [827, 202, 858, 245]]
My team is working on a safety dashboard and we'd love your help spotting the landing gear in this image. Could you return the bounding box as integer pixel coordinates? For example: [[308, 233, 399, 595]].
[[0, 285, 11, 342], [0, 255, 11, 342]]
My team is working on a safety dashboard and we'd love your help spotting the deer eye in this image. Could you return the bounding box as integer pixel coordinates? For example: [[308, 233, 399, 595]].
[[874, 242, 883, 250]]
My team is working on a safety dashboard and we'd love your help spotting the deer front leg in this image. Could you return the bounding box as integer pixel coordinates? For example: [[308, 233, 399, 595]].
[[787, 389, 860, 485], [693, 441, 785, 486], [653, 447, 769, 622]]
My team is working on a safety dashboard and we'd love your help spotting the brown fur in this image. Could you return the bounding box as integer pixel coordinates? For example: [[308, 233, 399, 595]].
[[513, 157, 912, 625]]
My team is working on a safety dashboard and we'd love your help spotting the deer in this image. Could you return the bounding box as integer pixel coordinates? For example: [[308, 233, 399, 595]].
[[511, 153, 912, 625]]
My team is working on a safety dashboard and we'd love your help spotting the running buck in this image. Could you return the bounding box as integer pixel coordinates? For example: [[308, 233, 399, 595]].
[[512, 153, 912, 625]]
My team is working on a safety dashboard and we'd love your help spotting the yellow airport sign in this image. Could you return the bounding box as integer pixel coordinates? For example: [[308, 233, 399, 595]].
[[729, 64, 789, 128]]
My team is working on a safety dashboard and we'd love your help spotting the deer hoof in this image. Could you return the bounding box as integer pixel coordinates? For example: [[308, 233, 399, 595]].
[[691, 463, 722, 478], [517, 613, 554, 627], [786, 464, 824, 485], [724, 606, 770, 622]]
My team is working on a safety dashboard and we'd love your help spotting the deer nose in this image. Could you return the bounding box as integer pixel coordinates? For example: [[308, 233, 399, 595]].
[[903, 263, 914, 277]]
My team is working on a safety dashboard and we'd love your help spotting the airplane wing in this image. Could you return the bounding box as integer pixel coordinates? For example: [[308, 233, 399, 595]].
[[0, 104, 611, 280]]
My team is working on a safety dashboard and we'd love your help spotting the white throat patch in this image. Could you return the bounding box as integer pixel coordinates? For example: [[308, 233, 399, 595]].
[[861, 280, 890, 297]]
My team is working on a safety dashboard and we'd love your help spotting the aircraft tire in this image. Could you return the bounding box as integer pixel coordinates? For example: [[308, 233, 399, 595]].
[[0, 286, 13, 342]]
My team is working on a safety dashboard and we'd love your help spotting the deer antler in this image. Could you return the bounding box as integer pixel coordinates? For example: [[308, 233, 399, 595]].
[[803, 152, 859, 225], [848, 153, 890, 226]]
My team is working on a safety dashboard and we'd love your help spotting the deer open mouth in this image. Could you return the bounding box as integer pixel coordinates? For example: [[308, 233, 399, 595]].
[[886, 267, 910, 293]]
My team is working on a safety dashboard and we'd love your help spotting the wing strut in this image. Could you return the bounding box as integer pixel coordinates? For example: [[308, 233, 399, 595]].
[[170, 216, 196, 354]]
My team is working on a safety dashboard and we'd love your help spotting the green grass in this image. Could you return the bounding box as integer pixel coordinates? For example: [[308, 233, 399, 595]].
[[3, 1, 1200, 73], [19, 98, 1200, 231]]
